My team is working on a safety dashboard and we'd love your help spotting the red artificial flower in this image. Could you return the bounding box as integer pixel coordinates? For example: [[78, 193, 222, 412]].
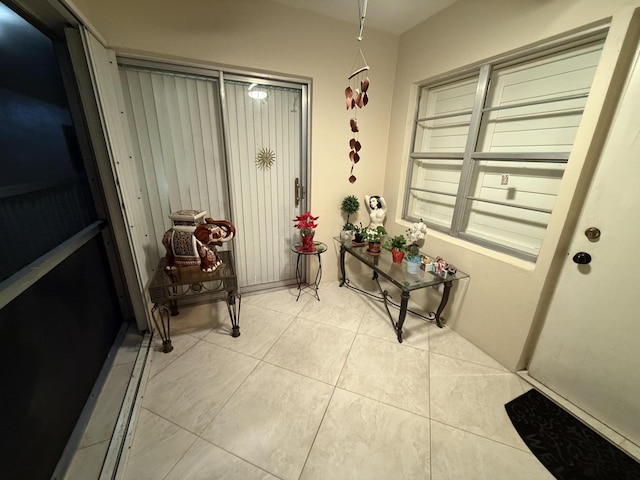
[[293, 211, 319, 231]]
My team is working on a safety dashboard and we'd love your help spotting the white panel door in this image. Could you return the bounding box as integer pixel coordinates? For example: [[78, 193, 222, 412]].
[[224, 80, 302, 289], [528, 41, 640, 446]]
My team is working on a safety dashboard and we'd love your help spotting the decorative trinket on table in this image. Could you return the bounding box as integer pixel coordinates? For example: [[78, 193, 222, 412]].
[[434, 256, 457, 277], [293, 211, 319, 252], [162, 209, 235, 272]]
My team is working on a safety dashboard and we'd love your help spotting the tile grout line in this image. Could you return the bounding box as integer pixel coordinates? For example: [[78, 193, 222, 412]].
[[159, 435, 199, 480], [139, 405, 284, 480], [429, 416, 535, 454], [197, 342, 263, 434], [139, 349, 273, 478], [195, 434, 285, 480], [296, 325, 360, 480]]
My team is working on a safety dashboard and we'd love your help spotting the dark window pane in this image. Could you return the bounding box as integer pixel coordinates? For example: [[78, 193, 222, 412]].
[[0, 2, 97, 281], [0, 236, 123, 480]]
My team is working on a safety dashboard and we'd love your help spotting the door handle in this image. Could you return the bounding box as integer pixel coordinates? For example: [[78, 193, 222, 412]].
[[295, 178, 300, 207], [572, 252, 592, 264], [294, 178, 305, 207]]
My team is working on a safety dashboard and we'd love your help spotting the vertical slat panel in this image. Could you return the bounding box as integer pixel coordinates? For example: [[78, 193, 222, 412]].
[[263, 90, 275, 281], [272, 89, 283, 281], [119, 71, 161, 259], [134, 71, 169, 241], [120, 68, 229, 259], [174, 76, 196, 207], [186, 79, 207, 212], [121, 71, 166, 256], [229, 84, 252, 284], [158, 75, 182, 211], [205, 81, 229, 219], [225, 86, 245, 281]]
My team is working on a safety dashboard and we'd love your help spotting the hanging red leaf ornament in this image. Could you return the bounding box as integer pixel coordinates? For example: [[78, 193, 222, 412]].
[[344, 0, 370, 183]]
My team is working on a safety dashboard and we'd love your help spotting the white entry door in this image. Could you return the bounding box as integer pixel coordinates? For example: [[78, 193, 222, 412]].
[[224, 79, 304, 290], [528, 40, 640, 445]]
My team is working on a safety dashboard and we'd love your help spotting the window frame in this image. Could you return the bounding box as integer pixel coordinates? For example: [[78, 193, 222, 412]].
[[403, 27, 609, 261]]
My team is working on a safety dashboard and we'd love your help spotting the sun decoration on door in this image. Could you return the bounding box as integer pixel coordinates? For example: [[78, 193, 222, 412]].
[[256, 147, 276, 170]]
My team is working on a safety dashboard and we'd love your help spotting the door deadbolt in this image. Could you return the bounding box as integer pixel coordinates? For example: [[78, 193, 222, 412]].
[[572, 252, 592, 265], [584, 227, 601, 240]]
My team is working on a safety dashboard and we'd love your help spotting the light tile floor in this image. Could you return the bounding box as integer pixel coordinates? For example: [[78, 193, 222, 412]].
[[121, 279, 555, 480]]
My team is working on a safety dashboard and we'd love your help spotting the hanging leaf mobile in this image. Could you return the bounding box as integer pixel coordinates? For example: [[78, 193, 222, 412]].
[[345, 0, 370, 183]]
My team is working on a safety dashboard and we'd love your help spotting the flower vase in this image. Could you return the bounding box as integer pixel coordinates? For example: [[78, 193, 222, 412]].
[[391, 248, 405, 264], [300, 230, 316, 252], [406, 256, 421, 274]]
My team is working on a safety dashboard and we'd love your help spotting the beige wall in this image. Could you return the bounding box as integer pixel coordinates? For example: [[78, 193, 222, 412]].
[[385, 0, 640, 370], [71, 0, 399, 283], [71, 0, 640, 371]]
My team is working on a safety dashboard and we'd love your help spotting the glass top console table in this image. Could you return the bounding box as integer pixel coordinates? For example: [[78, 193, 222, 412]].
[[335, 237, 468, 343], [148, 250, 240, 353]]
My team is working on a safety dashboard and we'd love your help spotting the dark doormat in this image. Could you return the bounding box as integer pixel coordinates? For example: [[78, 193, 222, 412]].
[[505, 389, 640, 480]]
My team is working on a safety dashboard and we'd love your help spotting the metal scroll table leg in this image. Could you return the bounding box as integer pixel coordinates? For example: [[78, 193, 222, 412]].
[[295, 253, 304, 301], [339, 244, 347, 287], [226, 292, 242, 337], [395, 290, 411, 343], [373, 271, 410, 344], [151, 303, 174, 353], [433, 281, 453, 328], [294, 251, 323, 301], [311, 252, 323, 301], [167, 270, 179, 315]]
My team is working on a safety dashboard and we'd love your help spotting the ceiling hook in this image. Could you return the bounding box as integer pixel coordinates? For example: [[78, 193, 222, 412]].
[[357, 0, 368, 41]]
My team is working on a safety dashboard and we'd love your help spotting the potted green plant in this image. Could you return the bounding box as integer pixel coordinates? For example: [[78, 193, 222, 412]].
[[340, 195, 360, 240], [384, 234, 407, 264], [362, 225, 387, 256], [352, 222, 365, 245]]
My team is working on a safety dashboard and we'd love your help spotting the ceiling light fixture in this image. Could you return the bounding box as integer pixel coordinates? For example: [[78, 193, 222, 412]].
[[248, 83, 267, 100]]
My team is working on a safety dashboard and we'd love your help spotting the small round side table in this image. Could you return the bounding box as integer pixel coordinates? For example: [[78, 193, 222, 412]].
[[290, 241, 327, 301]]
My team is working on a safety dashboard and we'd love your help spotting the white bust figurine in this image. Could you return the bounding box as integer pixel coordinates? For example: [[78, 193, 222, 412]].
[[365, 195, 387, 229]]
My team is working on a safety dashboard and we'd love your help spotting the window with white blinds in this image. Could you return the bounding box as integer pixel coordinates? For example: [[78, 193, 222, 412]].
[[404, 33, 606, 260]]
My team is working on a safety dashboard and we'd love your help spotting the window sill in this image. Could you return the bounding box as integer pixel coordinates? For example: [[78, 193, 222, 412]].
[[422, 228, 537, 271]]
